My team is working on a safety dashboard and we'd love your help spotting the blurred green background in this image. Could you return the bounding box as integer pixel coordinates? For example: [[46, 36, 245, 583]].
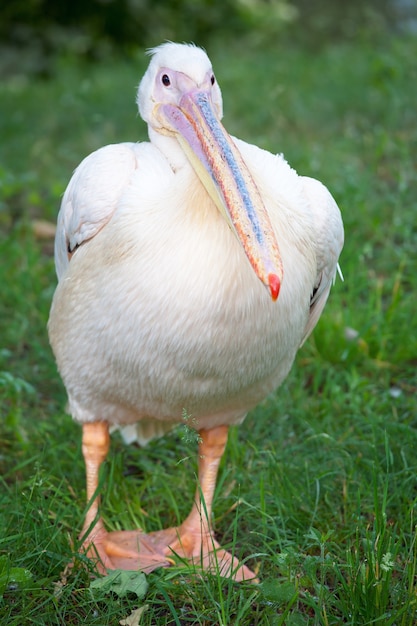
[[1, 0, 416, 76]]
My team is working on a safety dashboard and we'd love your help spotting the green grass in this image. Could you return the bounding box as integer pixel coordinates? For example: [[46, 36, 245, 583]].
[[1, 32, 417, 624]]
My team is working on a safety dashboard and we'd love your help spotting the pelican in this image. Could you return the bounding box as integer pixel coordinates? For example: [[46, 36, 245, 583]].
[[48, 42, 344, 581]]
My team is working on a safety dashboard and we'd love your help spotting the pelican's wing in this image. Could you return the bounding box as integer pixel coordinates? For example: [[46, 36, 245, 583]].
[[54, 142, 141, 279], [300, 176, 344, 345]]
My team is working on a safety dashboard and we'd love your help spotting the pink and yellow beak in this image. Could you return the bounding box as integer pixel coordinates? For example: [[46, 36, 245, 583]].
[[156, 89, 283, 301]]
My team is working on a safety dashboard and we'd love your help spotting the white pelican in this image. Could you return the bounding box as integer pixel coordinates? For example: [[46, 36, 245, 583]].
[[48, 42, 344, 581]]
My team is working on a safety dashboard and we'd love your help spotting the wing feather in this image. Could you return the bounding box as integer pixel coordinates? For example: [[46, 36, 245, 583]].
[[54, 142, 141, 279], [300, 176, 344, 344]]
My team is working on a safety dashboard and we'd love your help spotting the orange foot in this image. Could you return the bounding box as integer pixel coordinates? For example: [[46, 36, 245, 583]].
[[82, 522, 258, 582], [81, 523, 173, 575], [146, 521, 258, 582]]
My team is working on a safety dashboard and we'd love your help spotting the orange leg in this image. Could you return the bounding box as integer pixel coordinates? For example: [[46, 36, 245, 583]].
[[81, 422, 109, 542], [145, 425, 258, 581], [79, 422, 257, 581], [80, 422, 172, 573]]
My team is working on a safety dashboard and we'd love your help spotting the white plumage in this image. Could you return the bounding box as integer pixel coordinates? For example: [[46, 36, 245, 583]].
[[48, 42, 343, 581]]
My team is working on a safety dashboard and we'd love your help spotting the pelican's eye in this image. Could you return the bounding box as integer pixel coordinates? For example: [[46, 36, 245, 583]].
[[162, 74, 171, 87], [211, 75, 215, 86]]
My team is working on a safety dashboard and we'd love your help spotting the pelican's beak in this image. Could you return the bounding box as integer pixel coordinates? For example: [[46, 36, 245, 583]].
[[155, 91, 283, 301]]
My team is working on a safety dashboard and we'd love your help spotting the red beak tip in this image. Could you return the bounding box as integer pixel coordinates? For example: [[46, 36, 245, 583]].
[[268, 273, 281, 301]]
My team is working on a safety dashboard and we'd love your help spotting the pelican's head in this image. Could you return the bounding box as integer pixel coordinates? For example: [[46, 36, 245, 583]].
[[138, 43, 223, 128], [137, 42, 283, 301]]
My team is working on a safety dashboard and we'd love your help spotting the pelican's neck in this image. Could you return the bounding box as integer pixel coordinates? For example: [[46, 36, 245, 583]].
[[148, 126, 189, 172]]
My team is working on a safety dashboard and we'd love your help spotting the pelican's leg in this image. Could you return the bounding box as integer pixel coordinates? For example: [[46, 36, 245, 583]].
[[80, 422, 172, 574], [79, 423, 256, 580], [81, 422, 109, 543], [146, 426, 258, 581]]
